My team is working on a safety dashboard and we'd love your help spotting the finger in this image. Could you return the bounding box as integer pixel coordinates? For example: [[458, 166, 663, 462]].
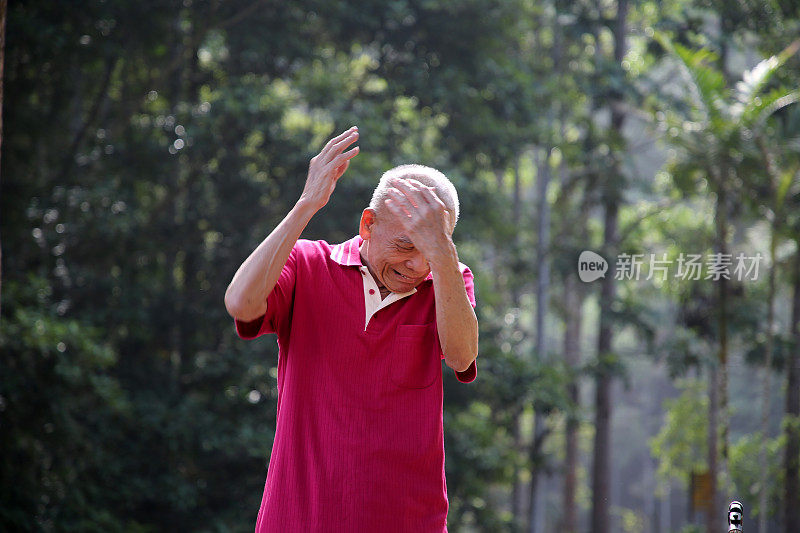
[[327, 126, 358, 148], [320, 126, 358, 158], [384, 198, 411, 219], [391, 179, 425, 208], [328, 130, 359, 161], [320, 131, 358, 167], [403, 179, 444, 207], [386, 187, 416, 216], [423, 187, 447, 209], [333, 160, 350, 181], [442, 209, 453, 231], [327, 145, 360, 171]]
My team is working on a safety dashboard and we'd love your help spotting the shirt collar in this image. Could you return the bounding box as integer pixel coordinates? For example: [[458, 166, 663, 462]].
[[329, 235, 364, 266], [330, 235, 434, 282]]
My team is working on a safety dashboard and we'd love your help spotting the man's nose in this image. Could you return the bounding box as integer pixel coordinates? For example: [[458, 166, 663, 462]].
[[405, 252, 427, 273]]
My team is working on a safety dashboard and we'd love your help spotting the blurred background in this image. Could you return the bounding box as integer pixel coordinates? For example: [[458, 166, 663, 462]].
[[2, 1, 800, 532]]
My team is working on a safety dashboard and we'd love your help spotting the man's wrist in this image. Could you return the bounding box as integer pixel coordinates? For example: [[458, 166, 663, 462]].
[[293, 197, 321, 220], [426, 238, 459, 272]]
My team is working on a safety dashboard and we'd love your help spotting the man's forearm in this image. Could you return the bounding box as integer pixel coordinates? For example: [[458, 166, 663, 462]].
[[429, 241, 479, 372], [225, 127, 358, 322], [224, 200, 317, 322]]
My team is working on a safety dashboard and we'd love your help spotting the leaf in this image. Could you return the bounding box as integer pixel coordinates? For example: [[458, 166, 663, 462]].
[[776, 162, 800, 211], [653, 32, 725, 122], [748, 89, 800, 131], [734, 39, 800, 112]]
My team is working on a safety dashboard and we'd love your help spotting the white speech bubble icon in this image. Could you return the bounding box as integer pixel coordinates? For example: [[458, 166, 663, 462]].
[[578, 250, 608, 282]]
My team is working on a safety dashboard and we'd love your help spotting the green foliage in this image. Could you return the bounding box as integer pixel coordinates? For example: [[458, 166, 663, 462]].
[[444, 401, 519, 529], [615, 506, 646, 533], [650, 378, 708, 492], [0, 278, 127, 530], [649, 376, 785, 520], [4, 1, 800, 531], [728, 431, 784, 520], [3, 0, 568, 529], [653, 34, 800, 200]]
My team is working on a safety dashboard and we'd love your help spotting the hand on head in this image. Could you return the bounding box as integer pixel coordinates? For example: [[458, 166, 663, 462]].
[[383, 178, 453, 260]]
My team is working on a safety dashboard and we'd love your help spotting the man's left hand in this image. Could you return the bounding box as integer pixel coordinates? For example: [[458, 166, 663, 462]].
[[384, 178, 455, 264]]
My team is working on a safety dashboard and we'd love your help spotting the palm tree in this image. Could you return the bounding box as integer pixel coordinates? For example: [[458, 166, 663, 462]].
[[654, 34, 800, 532]]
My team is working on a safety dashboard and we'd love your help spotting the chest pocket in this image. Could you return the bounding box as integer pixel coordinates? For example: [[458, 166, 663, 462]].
[[390, 323, 439, 389]]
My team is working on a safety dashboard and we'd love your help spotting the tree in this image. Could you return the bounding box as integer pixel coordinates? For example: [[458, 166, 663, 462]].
[[0, 0, 6, 314], [654, 32, 800, 532], [590, 2, 629, 532]]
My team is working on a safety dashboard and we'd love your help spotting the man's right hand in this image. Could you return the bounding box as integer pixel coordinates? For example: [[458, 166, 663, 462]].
[[299, 126, 359, 211], [225, 126, 359, 322]]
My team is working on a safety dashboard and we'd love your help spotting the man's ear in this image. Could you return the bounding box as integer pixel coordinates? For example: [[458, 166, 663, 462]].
[[359, 208, 376, 240]]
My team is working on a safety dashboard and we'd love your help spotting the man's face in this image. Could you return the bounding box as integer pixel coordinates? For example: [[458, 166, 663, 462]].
[[358, 208, 431, 293]]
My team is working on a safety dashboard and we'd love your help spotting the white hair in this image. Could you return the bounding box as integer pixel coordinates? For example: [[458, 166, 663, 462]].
[[369, 164, 460, 227]]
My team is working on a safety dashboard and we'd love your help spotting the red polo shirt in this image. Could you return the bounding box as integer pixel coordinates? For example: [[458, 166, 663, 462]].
[[235, 236, 477, 532]]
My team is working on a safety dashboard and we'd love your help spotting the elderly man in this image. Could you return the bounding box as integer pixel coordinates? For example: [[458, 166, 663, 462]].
[[224, 126, 479, 532]]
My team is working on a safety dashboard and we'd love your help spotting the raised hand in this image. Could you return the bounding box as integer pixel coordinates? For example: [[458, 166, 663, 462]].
[[300, 126, 359, 211], [384, 178, 454, 263]]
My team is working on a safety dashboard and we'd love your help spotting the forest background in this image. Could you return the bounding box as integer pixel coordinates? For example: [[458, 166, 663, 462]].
[[2, 1, 800, 532]]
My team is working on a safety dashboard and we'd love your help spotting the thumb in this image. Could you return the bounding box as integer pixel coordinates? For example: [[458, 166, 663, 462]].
[[334, 160, 350, 181]]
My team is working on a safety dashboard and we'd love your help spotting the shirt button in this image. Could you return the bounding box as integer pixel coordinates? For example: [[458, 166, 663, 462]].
[[369, 289, 375, 295]]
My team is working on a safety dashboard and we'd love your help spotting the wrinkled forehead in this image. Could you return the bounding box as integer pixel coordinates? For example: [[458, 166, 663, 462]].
[[373, 221, 415, 249], [376, 206, 456, 237], [392, 233, 415, 247]]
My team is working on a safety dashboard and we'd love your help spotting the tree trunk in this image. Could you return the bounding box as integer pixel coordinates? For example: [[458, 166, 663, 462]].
[[528, 146, 551, 533], [709, 182, 730, 533], [712, 23, 734, 530], [708, 364, 720, 533], [591, 199, 618, 533], [758, 142, 780, 533], [511, 406, 525, 527], [590, 1, 626, 532], [562, 269, 584, 533], [0, 0, 6, 316], [527, 4, 568, 526], [511, 159, 525, 527], [561, 153, 586, 533], [784, 245, 800, 533]]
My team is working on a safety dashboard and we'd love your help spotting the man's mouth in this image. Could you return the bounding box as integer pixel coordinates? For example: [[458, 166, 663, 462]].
[[393, 269, 414, 281]]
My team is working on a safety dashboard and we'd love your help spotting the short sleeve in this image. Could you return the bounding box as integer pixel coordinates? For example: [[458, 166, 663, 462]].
[[453, 264, 478, 383], [461, 264, 477, 309], [234, 245, 298, 340]]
